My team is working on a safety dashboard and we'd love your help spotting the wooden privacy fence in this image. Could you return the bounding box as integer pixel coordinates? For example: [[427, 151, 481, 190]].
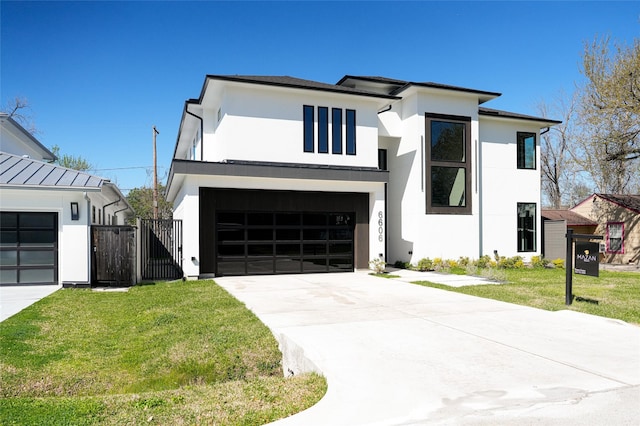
[[139, 219, 183, 281], [91, 225, 137, 286]]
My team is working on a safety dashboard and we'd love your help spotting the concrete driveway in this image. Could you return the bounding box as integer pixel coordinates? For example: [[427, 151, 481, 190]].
[[215, 271, 640, 425], [0, 285, 60, 322]]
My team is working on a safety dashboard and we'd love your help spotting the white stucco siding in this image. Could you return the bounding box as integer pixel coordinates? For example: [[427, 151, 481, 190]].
[[203, 85, 380, 168], [386, 92, 482, 264], [480, 119, 542, 260], [170, 177, 200, 278], [0, 189, 94, 285]]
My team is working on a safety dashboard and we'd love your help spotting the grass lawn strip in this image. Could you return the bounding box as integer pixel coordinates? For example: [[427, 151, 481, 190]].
[[414, 268, 640, 325], [0, 280, 327, 424]]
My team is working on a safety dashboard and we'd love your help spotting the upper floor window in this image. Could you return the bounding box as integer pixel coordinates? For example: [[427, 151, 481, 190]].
[[332, 108, 342, 154], [425, 113, 471, 214], [606, 222, 624, 254], [517, 202, 537, 252], [517, 132, 536, 169], [303, 106, 355, 155], [303, 105, 314, 152], [346, 109, 356, 155], [318, 107, 329, 153]]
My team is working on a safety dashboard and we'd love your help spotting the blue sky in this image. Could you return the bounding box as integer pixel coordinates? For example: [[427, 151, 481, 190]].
[[1, 1, 638, 193]]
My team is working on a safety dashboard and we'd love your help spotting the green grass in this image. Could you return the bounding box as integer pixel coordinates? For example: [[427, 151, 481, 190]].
[[0, 280, 327, 425], [414, 268, 640, 325]]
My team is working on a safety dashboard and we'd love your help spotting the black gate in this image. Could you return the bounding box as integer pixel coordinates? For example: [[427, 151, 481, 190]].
[[140, 219, 183, 280], [91, 225, 136, 286]]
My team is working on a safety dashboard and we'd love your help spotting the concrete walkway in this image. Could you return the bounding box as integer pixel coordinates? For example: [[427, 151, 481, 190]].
[[215, 271, 640, 425], [0, 285, 60, 322]]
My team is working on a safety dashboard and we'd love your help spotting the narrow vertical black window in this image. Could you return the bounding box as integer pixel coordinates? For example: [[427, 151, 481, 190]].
[[517, 132, 536, 169], [318, 107, 329, 153], [517, 203, 537, 252], [378, 149, 388, 170], [346, 109, 356, 155], [303, 105, 314, 153], [332, 108, 342, 154]]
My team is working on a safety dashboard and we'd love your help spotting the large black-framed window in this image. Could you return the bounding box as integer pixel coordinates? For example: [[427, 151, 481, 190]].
[[346, 109, 356, 155], [0, 212, 58, 285], [318, 107, 329, 153], [517, 132, 536, 169], [303, 105, 314, 153], [517, 203, 537, 252], [425, 113, 471, 214], [332, 108, 343, 154]]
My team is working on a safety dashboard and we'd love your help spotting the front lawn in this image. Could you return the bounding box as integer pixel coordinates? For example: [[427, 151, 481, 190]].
[[414, 268, 640, 325], [0, 280, 326, 425]]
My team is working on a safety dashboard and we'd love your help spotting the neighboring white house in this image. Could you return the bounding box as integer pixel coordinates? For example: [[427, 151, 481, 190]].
[[166, 75, 560, 278], [0, 113, 134, 287]]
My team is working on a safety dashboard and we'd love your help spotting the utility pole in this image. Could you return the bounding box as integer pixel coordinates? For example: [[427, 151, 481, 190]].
[[152, 125, 159, 220]]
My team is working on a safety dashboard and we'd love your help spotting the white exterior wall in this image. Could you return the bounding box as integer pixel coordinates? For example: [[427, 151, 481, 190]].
[[0, 189, 98, 285], [386, 91, 482, 264], [480, 119, 542, 260], [202, 85, 380, 168]]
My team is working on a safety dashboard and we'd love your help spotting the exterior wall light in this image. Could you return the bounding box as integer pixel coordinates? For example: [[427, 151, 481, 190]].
[[71, 202, 79, 221]]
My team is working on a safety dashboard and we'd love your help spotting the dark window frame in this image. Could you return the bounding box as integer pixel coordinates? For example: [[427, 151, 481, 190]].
[[425, 113, 472, 215], [517, 202, 537, 252], [346, 109, 356, 155], [517, 132, 536, 170], [303, 105, 314, 153], [318, 106, 329, 153], [332, 108, 343, 154]]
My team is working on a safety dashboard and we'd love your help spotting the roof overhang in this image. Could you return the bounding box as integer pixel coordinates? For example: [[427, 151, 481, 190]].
[[166, 159, 388, 202], [479, 107, 562, 128]]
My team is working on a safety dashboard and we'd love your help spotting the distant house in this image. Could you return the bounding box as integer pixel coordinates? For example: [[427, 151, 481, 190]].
[[166, 75, 560, 278], [0, 113, 134, 287], [570, 194, 640, 265], [541, 209, 597, 261]]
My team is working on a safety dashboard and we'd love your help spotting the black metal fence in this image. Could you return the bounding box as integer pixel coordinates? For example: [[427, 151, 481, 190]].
[[140, 219, 183, 281]]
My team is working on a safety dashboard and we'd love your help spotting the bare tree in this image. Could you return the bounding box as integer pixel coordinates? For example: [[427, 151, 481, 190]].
[[1, 96, 39, 135], [538, 91, 579, 208], [574, 36, 640, 193]]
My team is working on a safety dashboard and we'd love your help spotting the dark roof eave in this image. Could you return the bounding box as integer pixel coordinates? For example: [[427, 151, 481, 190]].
[[391, 82, 502, 100], [479, 107, 562, 126], [204, 75, 400, 101]]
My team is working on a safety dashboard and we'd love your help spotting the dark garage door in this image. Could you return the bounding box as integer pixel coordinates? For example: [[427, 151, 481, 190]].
[[200, 188, 369, 277], [0, 212, 58, 285], [217, 211, 354, 276]]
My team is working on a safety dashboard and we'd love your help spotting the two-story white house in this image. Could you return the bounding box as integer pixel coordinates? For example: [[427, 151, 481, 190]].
[[166, 75, 560, 278]]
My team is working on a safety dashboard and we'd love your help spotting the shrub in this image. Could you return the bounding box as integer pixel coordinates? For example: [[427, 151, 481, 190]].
[[531, 255, 550, 268], [457, 256, 471, 267], [474, 255, 492, 268], [369, 258, 386, 274], [415, 258, 433, 272], [497, 256, 524, 269], [448, 259, 459, 269], [480, 267, 507, 282], [432, 258, 446, 271], [552, 258, 565, 269]]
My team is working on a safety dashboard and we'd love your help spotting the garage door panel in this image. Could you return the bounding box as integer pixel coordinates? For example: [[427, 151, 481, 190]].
[[0, 212, 58, 285], [215, 210, 354, 276]]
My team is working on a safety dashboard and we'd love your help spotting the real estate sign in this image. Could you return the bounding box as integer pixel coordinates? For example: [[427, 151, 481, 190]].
[[574, 241, 599, 277]]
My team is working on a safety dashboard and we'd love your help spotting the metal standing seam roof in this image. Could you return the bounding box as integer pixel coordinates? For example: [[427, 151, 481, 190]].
[[0, 151, 105, 189]]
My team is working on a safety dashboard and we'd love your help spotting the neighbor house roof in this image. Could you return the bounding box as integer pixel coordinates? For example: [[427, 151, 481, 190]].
[[542, 209, 597, 226], [594, 194, 640, 215], [0, 113, 56, 161], [0, 151, 105, 189]]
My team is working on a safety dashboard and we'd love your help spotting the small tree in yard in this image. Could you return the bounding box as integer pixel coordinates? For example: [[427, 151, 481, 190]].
[[126, 184, 172, 223]]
